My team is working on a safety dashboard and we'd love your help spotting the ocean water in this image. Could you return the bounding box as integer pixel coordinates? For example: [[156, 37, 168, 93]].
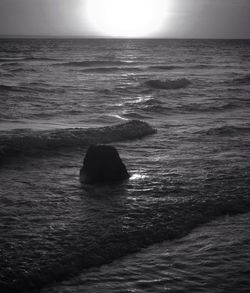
[[0, 39, 250, 292]]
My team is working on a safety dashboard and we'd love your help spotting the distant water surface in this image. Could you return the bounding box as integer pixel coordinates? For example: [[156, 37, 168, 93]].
[[0, 39, 250, 292]]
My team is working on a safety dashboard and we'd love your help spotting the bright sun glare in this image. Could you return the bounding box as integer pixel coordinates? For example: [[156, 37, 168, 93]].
[[85, 0, 167, 38]]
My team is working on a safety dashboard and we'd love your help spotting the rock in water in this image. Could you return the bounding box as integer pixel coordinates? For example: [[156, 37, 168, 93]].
[[80, 145, 130, 184]]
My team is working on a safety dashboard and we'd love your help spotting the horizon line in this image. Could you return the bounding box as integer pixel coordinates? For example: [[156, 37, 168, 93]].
[[0, 35, 249, 40]]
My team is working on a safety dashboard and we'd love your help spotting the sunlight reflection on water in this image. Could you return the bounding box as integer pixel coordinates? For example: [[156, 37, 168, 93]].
[[130, 173, 148, 181]]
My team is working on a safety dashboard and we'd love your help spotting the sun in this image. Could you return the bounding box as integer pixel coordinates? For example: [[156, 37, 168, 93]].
[[85, 0, 167, 38]]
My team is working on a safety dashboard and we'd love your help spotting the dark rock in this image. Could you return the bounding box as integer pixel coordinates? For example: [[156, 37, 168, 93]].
[[80, 145, 130, 184]]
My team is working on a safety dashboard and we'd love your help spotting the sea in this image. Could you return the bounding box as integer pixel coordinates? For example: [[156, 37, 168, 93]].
[[0, 39, 250, 293]]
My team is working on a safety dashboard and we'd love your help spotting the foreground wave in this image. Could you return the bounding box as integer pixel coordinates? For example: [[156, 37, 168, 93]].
[[0, 120, 156, 163], [1, 180, 250, 293]]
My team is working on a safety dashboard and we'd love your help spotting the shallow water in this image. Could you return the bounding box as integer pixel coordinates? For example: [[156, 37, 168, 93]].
[[0, 39, 250, 292]]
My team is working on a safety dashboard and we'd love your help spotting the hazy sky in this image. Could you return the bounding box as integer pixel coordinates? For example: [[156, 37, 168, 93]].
[[0, 0, 249, 38]]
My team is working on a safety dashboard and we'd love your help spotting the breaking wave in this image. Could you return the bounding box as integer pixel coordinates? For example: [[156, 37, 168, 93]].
[[145, 78, 191, 90], [0, 120, 156, 163]]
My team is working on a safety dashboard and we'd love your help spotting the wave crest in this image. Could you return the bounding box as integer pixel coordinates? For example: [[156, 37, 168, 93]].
[[81, 66, 142, 74], [145, 78, 191, 90], [230, 74, 250, 86], [0, 120, 156, 162], [200, 125, 250, 136], [0, 84, 27, 92], [54, 60, 134, 67], [148, 65, 182, 71]]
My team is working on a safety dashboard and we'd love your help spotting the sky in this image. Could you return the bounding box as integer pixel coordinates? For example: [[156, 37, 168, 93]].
[[0, 0, 249, 38]]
